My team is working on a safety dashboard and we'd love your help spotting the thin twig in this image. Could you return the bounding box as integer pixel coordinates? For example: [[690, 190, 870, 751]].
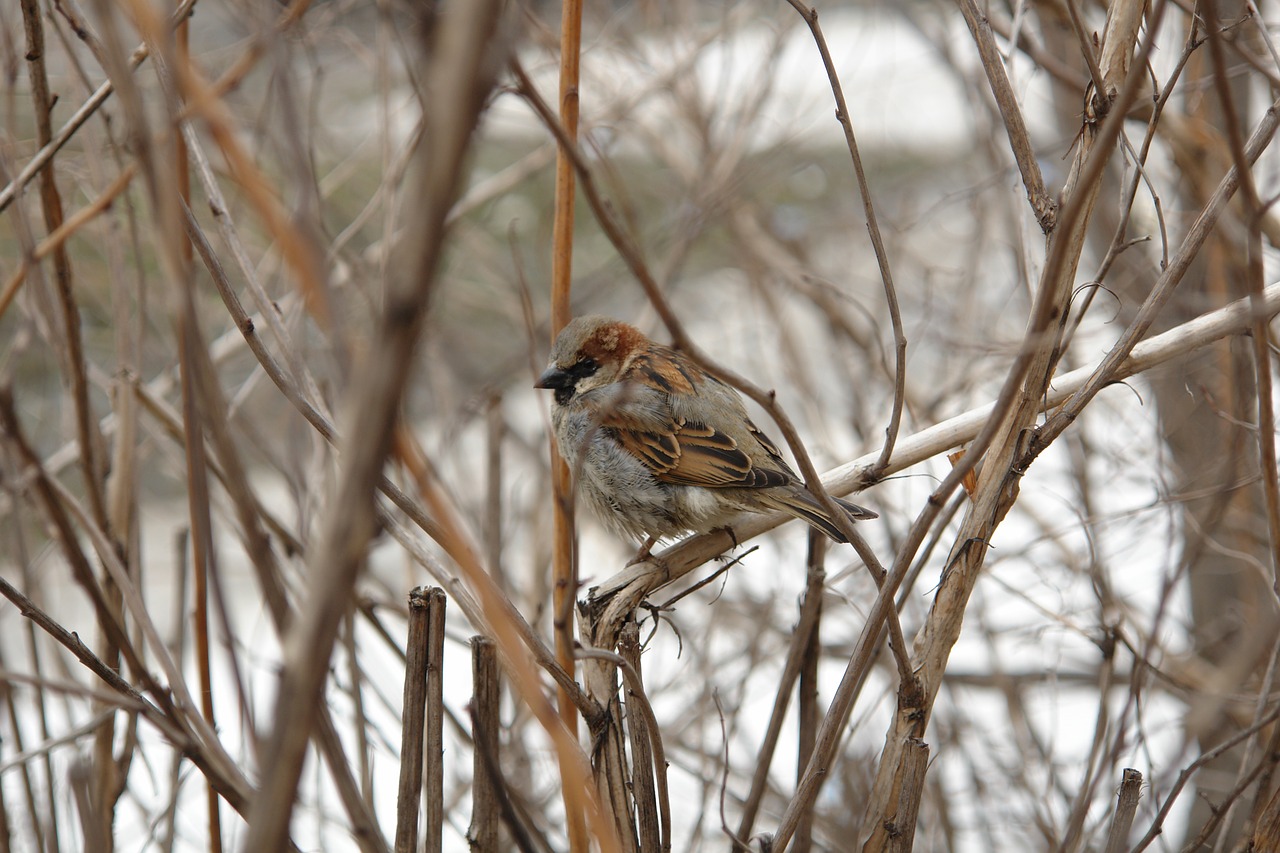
[[1034, 93, 1280, 453], [1131, 704, 1280, 851], [0, 574, 270, 831], [1203, 0, 1280, 598], [733, 546, 826, 844], [241, 3, 511, 848], [0, 0, 199, 214], [782, 3, 1161, 846], [1062, 0, 1108, 98], [954, 0, 1057, 229], [782, 0, 908, 474], [791, 536, 824, 853], [0, 164, 137, 321], [21, 0, 110, 540]]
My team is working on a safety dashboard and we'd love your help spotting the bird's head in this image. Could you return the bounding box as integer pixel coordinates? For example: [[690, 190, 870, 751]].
[[535, 315, 645, 406]]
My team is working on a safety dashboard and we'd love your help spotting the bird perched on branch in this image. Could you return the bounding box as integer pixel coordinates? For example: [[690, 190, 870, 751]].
[[535, 315, 876, 555]]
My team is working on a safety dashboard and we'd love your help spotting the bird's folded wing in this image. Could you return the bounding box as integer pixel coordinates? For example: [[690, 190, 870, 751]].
[[607, 417, 789, 490]]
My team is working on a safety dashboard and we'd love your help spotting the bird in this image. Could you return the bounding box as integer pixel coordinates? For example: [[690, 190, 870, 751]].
[[535, 315, 876, 555]]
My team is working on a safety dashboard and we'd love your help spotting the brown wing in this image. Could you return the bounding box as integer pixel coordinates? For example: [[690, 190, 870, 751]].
[[609, 418, 789, 489], [597, 344, 792, 490], [745, 419, 798, 476]]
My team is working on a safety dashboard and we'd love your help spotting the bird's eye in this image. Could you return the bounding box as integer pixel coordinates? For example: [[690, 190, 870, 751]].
[[569, 358, 598, 379]]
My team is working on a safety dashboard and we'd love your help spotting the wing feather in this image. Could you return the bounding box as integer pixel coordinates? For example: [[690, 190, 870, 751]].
[[599, 348, 791, 490], [609, 419, 788, 488]]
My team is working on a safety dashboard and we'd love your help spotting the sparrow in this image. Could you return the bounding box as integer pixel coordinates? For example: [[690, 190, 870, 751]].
[[535, 315, 876, 552]]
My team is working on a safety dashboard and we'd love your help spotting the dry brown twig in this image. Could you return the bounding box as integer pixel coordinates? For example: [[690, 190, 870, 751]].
[[242, 3, 513, 850], [1204, 1, 1280, 597], [851, 3, 1160, 845], [782, 0, 909, 476], [547, 1, 590, 848]]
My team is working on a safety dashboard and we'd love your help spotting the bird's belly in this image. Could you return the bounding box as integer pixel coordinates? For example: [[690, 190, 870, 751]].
[[577, 449, 680, 540], [575, 440, 735, 541], [671, 485, 738, 532], [557, 412, 743, 543]]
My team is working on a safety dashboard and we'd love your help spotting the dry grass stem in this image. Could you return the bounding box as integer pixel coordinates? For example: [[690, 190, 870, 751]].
[[467, 636, 500, 853], [393, 588, 432, 853]]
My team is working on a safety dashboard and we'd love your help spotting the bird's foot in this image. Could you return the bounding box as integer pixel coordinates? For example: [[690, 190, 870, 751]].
[[714, 525, 740, 550], [626, 536, 658, 566], [625, 537, 674, 575]]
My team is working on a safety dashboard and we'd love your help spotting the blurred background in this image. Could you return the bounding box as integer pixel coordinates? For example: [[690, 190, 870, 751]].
[[2, 0, 1278, 850]]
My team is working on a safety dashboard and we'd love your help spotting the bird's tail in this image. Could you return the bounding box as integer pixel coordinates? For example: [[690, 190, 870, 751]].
[[773, 490, 877, 543]]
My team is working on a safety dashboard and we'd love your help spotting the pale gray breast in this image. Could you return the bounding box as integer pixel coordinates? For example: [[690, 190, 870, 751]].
[[554, 405, 686, 541]]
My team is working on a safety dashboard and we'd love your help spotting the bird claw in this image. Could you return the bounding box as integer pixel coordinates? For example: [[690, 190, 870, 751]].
[[625, 537, 673, 575], [627, 536, 658, 566], [717, 526, 740, 549]]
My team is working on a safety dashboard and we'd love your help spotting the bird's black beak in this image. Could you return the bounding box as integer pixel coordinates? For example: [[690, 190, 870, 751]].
[[535, 366, 571, 390]]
